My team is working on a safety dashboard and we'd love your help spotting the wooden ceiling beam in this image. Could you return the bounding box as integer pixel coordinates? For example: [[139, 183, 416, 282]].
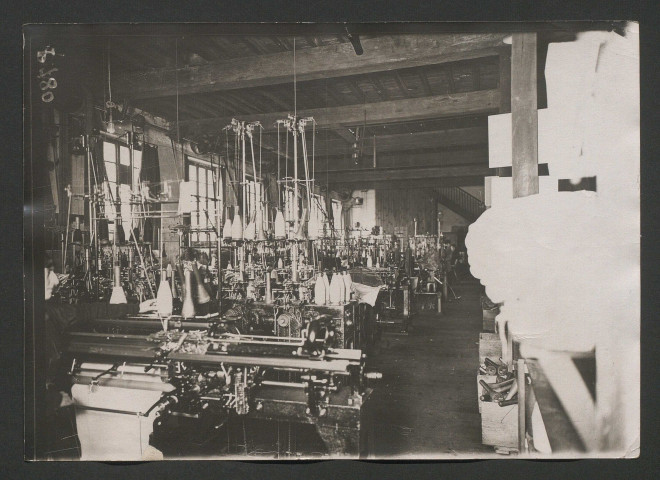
[[306, 36, 321, 47], [316, 126, 488, 157], [223, 92, 258, 114], [332, 175, 485, 190], [178, 89, 501, 132], [369, 75, 390, 101], [115, 34, 508, 99], [257, 89, 291, 111], [418, 70, 433, 96], [324, 163, 491, 184], [447, 65, 457, 93], [332, 128, 358, 144], [346, 78, 365, 103], [472, 64, 481, 90], [241, 36, 270, 55], [393, 71, 411, 98], [317, 148, 488, 172]]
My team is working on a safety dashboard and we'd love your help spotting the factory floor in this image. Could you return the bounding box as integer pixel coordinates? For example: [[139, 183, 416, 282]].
[[369, 279, 492, 458], [47, 278, 491, 460]]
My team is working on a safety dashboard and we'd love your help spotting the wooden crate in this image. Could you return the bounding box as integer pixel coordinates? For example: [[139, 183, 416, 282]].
[[479, 332, 502, 366], [482, 307, 499, 332], [481, 400, 518, 449]]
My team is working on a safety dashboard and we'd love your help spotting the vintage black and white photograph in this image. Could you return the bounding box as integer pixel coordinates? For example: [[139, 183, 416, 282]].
[[23, 22, 640, 461]]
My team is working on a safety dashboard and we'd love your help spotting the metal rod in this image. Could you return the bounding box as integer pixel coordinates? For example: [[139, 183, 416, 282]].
[[63, 185, 72, 272], [293, 120, 299, 233], [129, 227, 156, 299], [241, 122, 246, 238]]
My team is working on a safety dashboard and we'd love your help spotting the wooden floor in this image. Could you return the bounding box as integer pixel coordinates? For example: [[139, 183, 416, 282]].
[[369, 280, 492, 458]]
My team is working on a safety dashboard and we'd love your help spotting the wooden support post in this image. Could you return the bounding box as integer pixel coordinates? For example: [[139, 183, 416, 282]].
[[517, 358, 527, 453], [511, 33, 539, 198], [499, 49, 512, 113]]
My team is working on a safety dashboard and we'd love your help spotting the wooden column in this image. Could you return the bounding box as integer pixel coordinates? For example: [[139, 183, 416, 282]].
[[511, 33, 539, 198], [499, 49, 512, 114]]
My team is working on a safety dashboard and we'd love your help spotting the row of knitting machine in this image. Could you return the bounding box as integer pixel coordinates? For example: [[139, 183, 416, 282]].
[[55, 115, 452, 459]]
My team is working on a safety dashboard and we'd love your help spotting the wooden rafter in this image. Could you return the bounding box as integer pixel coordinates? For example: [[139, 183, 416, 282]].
[[447, 65, 457, 93], [178, 89, 501, 132], [331, 175, 485, 190], [269, 36, 289, 51], [369, 75, 389, 101], [346, 78, 365, 103], [241, 36, 269, 55], [317, 127, 488, 157], [324, 163, 491, 184], [316, 147, 489, 172], [418, 70, 433, 96], [472, 64, 481, 90], [393, 71, 411, 98], [115, 34, 508, 99], [305, 36, 321, 47], [257, 89, 290, 111]]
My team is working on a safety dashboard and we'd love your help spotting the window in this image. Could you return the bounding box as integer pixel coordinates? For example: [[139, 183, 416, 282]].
[[187, 157, 222, 244], [102, 141, 142, 240]]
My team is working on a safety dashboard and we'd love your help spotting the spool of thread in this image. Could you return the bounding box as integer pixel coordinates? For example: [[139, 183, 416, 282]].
[[222, 216, 233, 240], [109, 266, 127, 304], [256, 208, 266, 241], [274, 210, 286, 239], [231, 212, 243, 240], [314, 274, 326, 306], [98, 219, 110, 246], [181, 269, 195, 318], [143, 218, 154, 245], [192, 262, 211, 304], [115, 223, 126, 245], [156, 269, 173, 317], [244, 215, 256, 241]]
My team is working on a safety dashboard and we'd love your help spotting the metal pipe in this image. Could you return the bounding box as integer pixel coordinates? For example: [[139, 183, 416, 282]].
[[241, 122, 246, 239], [499, 397, 518, 407], [63, 185, 72, 272], [261, 380, 304, 389], [293, 119, 299, 233]]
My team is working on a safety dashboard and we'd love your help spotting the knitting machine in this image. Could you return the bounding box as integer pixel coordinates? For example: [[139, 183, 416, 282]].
[[63, 314, 380, 459]]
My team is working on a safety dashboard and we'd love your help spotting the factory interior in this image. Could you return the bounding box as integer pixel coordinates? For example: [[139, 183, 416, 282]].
[[24, 23, 640, 460]]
